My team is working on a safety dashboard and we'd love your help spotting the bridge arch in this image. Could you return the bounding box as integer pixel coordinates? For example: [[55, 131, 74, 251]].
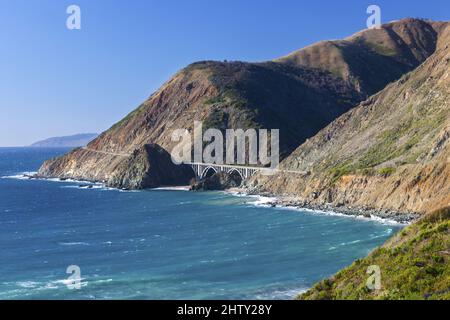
[[227, 168, 244, 180], [227, 168, 244, 185], [201, 166, 218, 179], [187, 162, 288, 182]]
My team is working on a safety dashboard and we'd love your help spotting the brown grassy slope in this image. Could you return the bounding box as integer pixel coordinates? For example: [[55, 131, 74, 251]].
[[277, 19, 445, 95], [252, 22, 450, 215], [298, 207, 450, 300]]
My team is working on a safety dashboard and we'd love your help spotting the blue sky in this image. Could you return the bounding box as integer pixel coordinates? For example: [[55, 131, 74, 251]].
[[0, 0, 448, 146]]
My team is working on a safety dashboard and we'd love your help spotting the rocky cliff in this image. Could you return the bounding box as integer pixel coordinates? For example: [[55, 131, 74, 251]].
[[37, 19, 444, 189], [38, 144, 194, 189], [250, 21, 449, 216]]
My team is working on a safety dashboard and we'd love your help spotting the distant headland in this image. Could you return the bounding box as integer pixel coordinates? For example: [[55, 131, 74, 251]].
[[30, 133, 98, 148]]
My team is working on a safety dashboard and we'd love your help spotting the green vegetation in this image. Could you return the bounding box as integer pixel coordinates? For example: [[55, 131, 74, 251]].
[[202, 108, 229, 132], [219, 87, 251, 109], [326, 103, 448, 183], [299, 207, 450, 300], [329, 160, 355, 184], [328, 162, 395, 185], [204, 95, 226, 105], [358, 122, 414, 168], [364, 41, 398, 57], [110, 103, 147, 131], [377, 167, 395, 177], [357, 109, 447, 169]]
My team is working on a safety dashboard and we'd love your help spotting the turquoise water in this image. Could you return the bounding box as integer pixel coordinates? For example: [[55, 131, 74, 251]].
[[0, 148, 402, 299]]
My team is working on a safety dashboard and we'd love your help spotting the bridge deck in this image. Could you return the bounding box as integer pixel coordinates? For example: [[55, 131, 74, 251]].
[[81, 148, 308, 179]]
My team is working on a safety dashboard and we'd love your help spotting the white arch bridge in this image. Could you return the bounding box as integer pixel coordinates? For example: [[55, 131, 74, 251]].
[[80, 147, 307, 181], [187, 162, 261, 181]]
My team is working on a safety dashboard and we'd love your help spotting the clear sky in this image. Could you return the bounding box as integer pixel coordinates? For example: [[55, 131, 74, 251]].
[[0, 0, 448, 146]]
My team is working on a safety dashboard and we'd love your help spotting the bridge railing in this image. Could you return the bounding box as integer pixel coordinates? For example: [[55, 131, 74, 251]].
[[185, 162, 308, 180]]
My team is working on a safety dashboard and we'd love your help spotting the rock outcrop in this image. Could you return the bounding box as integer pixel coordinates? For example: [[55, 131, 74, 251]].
[[190, 171, 243, 191], [37, 144, 194, 189], [106, 144, 194, 189]]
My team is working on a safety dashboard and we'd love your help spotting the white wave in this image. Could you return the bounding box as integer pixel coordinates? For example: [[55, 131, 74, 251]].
[[51, 278, 88, 288], [1, 172, 37, 180], [247, 197, 406, 226], [368, 228, 394, 240], [61, 183, 141, 192], [14, 278, 88, 292], [254, 286, 308, 300], [60, 183, 124, 192], [338, 239, 362, 246], [151, 186, 190, 191], [1, 172, 99, 187], [225, 189, 249, 197], [47, 178, 81, 183], [367, 214, 405, 225], [227, 189, 407, 226], [301, 207, 406, 225], [91, 278, 112, 284], [226, 190, 277, 207], [248, 195, 278, 206], [16, 281, 38, 288], [59, 241, 90, 246], [14, 173, 144, 193]]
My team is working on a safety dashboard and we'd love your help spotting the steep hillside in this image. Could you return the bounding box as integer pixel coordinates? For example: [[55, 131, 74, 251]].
[[299, 207, 450, 300], [38, 19, 445, 189], [277, 19, 444, 95], [252, 22, 449, 216]]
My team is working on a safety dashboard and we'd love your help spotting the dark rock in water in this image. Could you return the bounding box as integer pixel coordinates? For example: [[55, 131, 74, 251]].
[[191, 171, 242, 191], [79, 184, 94, 189], [106, 143, 195, 189]]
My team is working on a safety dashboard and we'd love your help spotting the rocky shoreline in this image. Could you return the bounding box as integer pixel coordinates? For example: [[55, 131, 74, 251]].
[[26, 170, 420, 224], [227, 188, 421, 224], [27, 170, 421, 224]]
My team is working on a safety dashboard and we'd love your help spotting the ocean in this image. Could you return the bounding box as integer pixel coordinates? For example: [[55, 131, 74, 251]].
[[0, 147, 402, 299]]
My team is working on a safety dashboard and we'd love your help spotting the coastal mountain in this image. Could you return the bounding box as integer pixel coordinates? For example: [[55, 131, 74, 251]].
[[250, 20, 449, 216], [299, 207, 450, 300], [31, 133, 98, 148], [250, 20, 450, 300], [37, 19, 444, 189]]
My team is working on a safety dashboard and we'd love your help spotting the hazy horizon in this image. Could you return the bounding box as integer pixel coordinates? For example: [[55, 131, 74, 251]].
[[1, 0, 448, 146]]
